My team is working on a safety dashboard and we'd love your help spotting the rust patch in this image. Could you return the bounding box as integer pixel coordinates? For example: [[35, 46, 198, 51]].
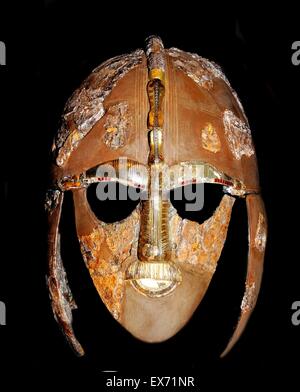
[[223, 109, 254, 160], [201, 123, 221, 153], [103, 102, 131, 150], [169, 195, 235, 274], [255, 212, 267, 252], [78, 209, 140, 320], [92, 272, 124, 320]]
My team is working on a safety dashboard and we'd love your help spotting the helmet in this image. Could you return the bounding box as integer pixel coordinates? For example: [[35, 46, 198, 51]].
[[46, 36, 267, 357]]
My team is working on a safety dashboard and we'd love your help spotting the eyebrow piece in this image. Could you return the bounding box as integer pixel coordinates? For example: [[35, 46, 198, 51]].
[[56, 159, 149, 191], [167, 161, 247, 196], [53, 159, 251, 198]]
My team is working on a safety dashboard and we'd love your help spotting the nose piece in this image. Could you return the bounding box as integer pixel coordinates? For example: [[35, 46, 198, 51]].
[[125, 260, 182, 298], [140, 243, 160, 259], [126, 195, 182, 298], [125, 36, 183, 298]]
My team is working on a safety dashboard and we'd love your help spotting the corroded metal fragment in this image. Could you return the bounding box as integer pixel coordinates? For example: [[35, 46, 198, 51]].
[[201, 123, 221, 153], [145, 35, 166, 73], [168, 48, 248, 121], [255, 212, 267, 252], [168, 48, 214, 90], [48, 234, 78, 320], [232, 90, 249, 123], [93, 272, 124, 320], [170, 195, 235, 273], [79, 209, 140, 320], [48, 224, 84, 355], [45, 189, 61, 213], [54, 50, 143, 166], [223, 109, 254, 160], [103, 102, 131, 150], [241, 282, 256, 313]]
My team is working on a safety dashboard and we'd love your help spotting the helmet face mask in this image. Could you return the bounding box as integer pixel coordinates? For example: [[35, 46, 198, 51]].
[[46, 36, 267, 357]]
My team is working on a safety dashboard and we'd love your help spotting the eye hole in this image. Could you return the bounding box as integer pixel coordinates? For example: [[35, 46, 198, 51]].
[[170, 183, 224, 224], [87, 182, 141, 223]]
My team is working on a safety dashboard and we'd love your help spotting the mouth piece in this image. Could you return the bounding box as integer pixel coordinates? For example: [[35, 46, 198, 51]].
[[125, 261, 182, 298]]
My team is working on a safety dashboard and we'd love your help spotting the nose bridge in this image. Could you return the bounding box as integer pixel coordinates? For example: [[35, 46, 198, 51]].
[[124, 36, 182, 298], [138, 164, 170, 261]]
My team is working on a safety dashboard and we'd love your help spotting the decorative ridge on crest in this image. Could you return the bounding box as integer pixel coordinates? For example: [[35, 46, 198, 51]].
[[145, 36, 166, 164]]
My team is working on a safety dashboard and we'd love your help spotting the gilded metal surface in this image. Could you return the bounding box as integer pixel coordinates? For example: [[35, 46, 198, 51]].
[[126, 261, 181, 282], [103, 102, 132, 150], [126, 261, 182, 298], [201, 123, 221, 153], [148, 127, 164, 164], [54, 160, 248, 196], [86, 159, 148, 190], [168, 161, 236, 189], [255, 212, 267, 252], [223, 109, 254, 160], [138, 165, 170, 261], [169, 195, 235, 273], [54, 50, 144, 166], [79, 209, 140, 320], [147, 79, 165, 129]]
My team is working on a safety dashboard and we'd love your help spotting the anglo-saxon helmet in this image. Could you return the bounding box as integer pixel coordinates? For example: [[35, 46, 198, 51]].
[[46, 36, 267, 357]]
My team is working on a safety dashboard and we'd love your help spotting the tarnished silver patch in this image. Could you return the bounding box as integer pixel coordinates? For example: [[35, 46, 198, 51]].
[[45, 189, 61, 213], [103, 102, 131, 150], [232, 89, 249, 123], [223, 109, 254, 160], [168, 48, 214, 90], [241, 282, 256, 312], [255, 212, 267, 252]]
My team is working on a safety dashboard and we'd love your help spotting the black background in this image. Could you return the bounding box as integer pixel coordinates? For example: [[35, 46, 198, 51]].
[[1, 1, 299, 389]]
